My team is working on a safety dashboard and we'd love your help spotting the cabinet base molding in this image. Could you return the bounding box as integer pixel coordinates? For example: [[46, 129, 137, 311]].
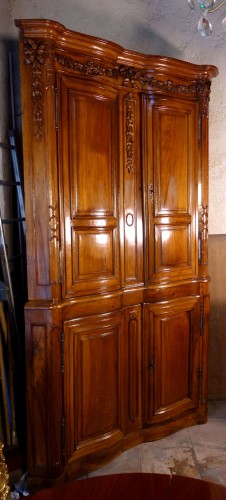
[[142, 411, 207, 444], [27, 410, 208, 488]]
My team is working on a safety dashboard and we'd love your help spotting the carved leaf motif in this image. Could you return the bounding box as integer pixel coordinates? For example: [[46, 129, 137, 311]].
[[23, 39, 48, 139], [125, 93, 135, 174]]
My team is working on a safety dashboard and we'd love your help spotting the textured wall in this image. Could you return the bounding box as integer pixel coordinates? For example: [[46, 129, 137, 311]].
[[9, 0, 226, 233]]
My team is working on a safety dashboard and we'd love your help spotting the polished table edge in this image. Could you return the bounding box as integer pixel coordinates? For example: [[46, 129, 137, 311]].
[[29, 473, 226, 499]]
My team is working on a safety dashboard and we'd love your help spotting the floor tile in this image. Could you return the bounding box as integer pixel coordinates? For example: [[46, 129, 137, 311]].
[[88, 446, 142, 477], [141, 443, 200, 479], [189, 420, 226, 486], [87, 401, 226, 487]]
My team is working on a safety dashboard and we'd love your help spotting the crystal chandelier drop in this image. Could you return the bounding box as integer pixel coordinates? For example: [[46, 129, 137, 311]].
[[188, 0, 226, 35]]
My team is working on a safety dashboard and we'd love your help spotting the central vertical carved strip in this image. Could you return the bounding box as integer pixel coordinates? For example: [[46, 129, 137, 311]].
[[124, 93, 135, 174]]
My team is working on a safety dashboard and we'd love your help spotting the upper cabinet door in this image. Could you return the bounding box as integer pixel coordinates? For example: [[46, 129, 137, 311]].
[[58, 76, 120, 297], [143, 95, 199, 285]]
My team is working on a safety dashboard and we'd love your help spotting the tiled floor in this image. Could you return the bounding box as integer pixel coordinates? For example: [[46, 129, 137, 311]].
[[86, 401, 226, 487], [9, 401, 226, 496]]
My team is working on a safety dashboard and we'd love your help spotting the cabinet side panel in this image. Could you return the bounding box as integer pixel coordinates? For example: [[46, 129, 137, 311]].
[[25, 309, 63, 478], [18, 39, 61, 300]]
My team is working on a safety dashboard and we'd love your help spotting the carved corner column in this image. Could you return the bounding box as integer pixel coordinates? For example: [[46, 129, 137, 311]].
[[0, 442, 10, 500], [197, 80, 211, 277]]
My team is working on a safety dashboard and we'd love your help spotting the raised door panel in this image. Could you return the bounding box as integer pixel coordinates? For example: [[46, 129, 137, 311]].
[[122, 305, 142, 433], [64, 311, 124, 461], [58, 77, 120, 297], [143, 96, 198, 284], [143, 297, 201, 426]]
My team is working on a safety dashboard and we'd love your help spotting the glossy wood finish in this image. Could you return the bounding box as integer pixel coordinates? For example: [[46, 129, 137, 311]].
[[29, 474, 226, 500], [143, 297, 201, 427], [15, 19, 218, 484]]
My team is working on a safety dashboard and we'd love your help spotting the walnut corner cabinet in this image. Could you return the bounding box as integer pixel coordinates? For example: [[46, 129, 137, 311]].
[[15, 19, 218, 484]]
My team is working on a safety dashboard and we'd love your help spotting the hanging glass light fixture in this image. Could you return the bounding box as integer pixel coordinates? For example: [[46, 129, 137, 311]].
[[188, 0, 226, 35]]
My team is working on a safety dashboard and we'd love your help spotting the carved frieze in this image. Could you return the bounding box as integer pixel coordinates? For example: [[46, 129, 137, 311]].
[[22, 38, 212, 139], [52, 51, 203, 95]]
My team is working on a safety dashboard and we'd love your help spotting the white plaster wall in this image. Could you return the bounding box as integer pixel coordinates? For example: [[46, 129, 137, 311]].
[[9, 0, 226, 234]]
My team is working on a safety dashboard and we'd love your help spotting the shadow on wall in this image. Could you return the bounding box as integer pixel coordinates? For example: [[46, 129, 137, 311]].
[[126, 23, 184, 58], [10, 2, 184, 59], [208, 234, 226, 400]]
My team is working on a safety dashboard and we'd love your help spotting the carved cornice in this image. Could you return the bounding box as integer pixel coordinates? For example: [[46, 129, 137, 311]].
[[22, 38, 212, 139]]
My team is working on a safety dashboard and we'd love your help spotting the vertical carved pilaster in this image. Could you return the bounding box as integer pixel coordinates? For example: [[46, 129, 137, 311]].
[[23, 39, 49, 139], [124, 93, 135, 174], [196, 79, 211, 117], [199, 205, 208, 266]]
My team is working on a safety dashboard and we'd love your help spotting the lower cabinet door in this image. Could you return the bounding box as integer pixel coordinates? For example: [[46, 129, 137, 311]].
[[143, 296, 201, 426], [64, 310, 124, 461]]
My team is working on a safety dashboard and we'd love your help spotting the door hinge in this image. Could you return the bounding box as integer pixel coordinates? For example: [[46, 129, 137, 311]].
[[55, 87, 58, 131], [61, 331, 65, 460], [149, 353, 155, 371], [61, 416, 65, 460], [59, 245, 63, 284], [61, 331, 64, 374], [198, 367, 202, 401], [200, 302, 204, 336], [198, 113, 201, 147]]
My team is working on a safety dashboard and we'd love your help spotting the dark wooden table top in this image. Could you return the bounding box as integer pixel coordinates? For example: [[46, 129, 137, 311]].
[[29, 473, 226, 499]]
